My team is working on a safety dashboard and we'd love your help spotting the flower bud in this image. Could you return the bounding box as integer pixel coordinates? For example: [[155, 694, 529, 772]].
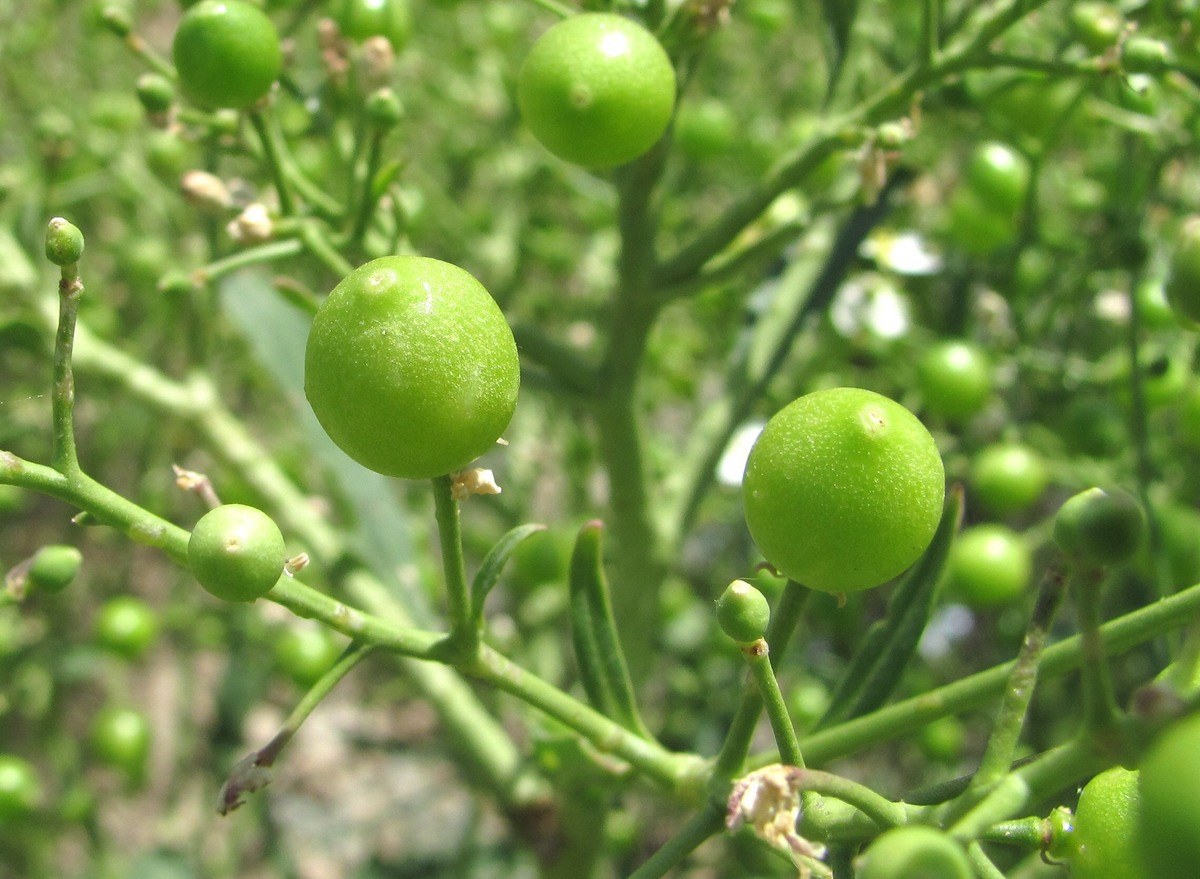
[[716, 579, 771, 644], [45, 217, 85, 266]]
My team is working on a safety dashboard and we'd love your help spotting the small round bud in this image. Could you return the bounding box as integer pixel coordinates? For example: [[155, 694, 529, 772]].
[[1054, 486, 1146, 567], [1122, 35, 1170, 76], [27, 545, 83, 593], [180, 170, 232, 211], [135, 73, 174, 115], [45, 218, 85, 266], [227, 202, 274, 244], [876, 121, 910, 151], [1070, 2, 1123, 54], [365, 88, 403, 130], [716, 579, 771, 644]]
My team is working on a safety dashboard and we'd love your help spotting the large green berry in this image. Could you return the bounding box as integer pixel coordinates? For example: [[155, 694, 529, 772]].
[[742, 388, 945, 593], [305, 256, 520, 480], [1069, 766, 1149, 879], [517, 13, 676, 168], [1054, 487, 1145, 567], [1139, 713, 1200, 879], [172, 0, 283, 109], [858, 825, 972, 879], [188, 503, 286, 602]]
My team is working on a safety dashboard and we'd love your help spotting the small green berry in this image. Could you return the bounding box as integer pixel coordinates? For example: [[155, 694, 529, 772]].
[[45, 217, 84, 266], [716, 579, 771, 644], [1054, 487, 1145, 567], [27, 544, 83, 593], [188, 504, 286, 602], [1122, 36, 1170, 76], [136, 73, 175, 115], [365, 88, 403, 129]]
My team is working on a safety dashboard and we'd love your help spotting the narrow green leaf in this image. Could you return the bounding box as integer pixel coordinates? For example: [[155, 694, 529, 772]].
[[814, 485, 964, 729], [569, 521, 615, 718], [471, 523, 548, 625], [819, 0, 859, 99]]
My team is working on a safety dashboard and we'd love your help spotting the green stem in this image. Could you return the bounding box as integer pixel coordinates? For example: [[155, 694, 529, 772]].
[[432, 475, 477, 656], [714, 582, 811, 777], [966, 841, 1007, 879], [525, 0, 575, 18], [966, 563, 1068, 793], [248, 109, 295, 216], [300, 221, 355, 278], [977, 817, 1047, 849], [797, 769, 908, 828], [798, 580, 1200, 766], [51, 264, 84, 476], [194, 237, 305, 285], [744, 640, 804, 767], [349, 130, 386, 247], [625, 804, 725, 879], [1070, 565, 1120, 733]]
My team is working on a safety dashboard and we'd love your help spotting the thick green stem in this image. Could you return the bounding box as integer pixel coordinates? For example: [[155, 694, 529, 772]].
[[432, 474, 478, 657], [248, 109, 295, 216], [796, 769, 907, 829], [966, 841, 1007, 879], [51, 266, 83, 476], [744, 640, 804, 768], [625, 804, 725, 879], [1070, 566, 1120, 733]]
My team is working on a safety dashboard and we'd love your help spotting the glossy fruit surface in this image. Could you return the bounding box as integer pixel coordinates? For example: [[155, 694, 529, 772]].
[[857, 825, 972, 879], [1139, 712, 1200, 879], [917, 340, 993, 422], [715, 579, 771, 643], [968, 442, 1048, 515], [517, 13, 676, 168], [188, 503, 285, 602], [0, 755, 42, 820], [1053, 487, 1145, 567], [965, 141, 1028, 215], [172, 0, 282, 109], [1069, 766, 1148, 879], [305, 256, 520, 479], [94, 596, 159, 660], [945, 524, 1032, 608], [742, 388, 945, 593], [335, 0, 411, 49]]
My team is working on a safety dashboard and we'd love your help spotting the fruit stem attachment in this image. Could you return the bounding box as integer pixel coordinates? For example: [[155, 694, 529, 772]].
[[1069, 564, 1121, 734], [713, 581, 811, 777], [432, 474, 478, 658], [742, 639, 804, 768], [248, 108, 295, 216], [47, 218, 85, 476]]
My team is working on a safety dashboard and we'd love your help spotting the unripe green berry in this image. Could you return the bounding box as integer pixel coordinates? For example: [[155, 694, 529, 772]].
[[136, 73, 175, 115], [1122, 35, 1170, 76], [100, 5, 133, 37], [1054, 486, 1145, 567], [188, 504, 286, 602], [716, 579, 771, 644], [27, 544, 83, 593], [45, 217, 84, 266], [365, 88, 403, 129]]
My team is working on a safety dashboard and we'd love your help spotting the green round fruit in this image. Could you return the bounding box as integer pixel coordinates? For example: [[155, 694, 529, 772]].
[[968, 442, 1049, 516], [188, 503, 285, 602], [742, 388, 945, 593], [858, 825, 972, 879], [335, 0, 411, 49], [1054, 487, 1145, 567], [44, 217, 85, 266], [89, 707, 151, 776], [715, 579, 771, 644], [274, 626, 343, 688], [0, 755, 42, 820], [26, 544, 83, 593], [673, 97, 736, 161], [516, 13, 676, 168], [945, 188, 1017, 255], [172, 0, 282, 109], [94, 596, 159, 660], [1069, 766, 1149, 879], [1139, 712, 1200, 879], [917, 340, 993, 423], [945, 524, 1032, 608], [1069, 2, 1123, 53], [304, 256, 520, 479], [1122, 36, 1170, 76], [965, 141, 1028, 216]]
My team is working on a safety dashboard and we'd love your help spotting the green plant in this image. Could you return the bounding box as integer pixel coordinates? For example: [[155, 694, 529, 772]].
[[93, 596, 159, 660], [0, 755, 42, 821], [856, 825, 972, 879], [968, 442, 1049, 516], [1138, 713, 1200, 879], [188, 504, 286, 602], [945, 524, 1032, 608], [516, 13, 676, 168], [172, 0, 283, 109], [335, 0, 412, 49], [742, 388, 945, 593], [1066, 766, 1148, 879], [88, 706, 151, 779], [964, 141, 1029, 216], [304, 255, 520, 480], [916, 340, 993, 423], [1054, 487, 1146, 568]]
